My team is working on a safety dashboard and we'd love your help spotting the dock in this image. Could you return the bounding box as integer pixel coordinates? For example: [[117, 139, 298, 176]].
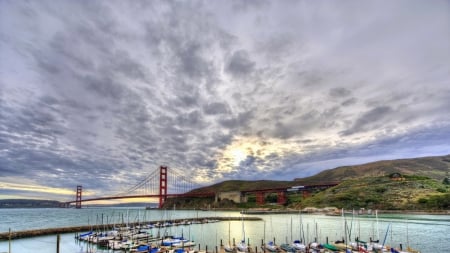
[[0, 216, 262, 240]]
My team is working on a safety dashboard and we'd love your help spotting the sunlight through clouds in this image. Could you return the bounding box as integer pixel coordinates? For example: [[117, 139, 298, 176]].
[[0, 0, 448, 200], [0, 182, 76, 196]]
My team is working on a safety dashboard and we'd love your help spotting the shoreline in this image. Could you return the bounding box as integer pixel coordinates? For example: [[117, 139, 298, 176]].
[[238, 207, 450, 215]]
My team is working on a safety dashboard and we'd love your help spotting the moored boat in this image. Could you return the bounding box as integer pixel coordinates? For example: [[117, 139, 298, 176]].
[[279, 243, 295, 252], [236, 240, 248, 253], [291, 239, 306, 252], [262, 241, 278, 252]]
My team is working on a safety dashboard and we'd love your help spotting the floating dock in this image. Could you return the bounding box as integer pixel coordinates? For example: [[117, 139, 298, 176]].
[[0, 216, 262, 240]]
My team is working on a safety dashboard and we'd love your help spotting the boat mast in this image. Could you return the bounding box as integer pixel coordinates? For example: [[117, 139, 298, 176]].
[[376, 210, 380, 241]]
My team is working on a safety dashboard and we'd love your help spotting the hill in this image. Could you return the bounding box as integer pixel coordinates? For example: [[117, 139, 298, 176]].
[[296, 174, 449, 210], [175, 154, 450, 210], [294, 154, 450, 184], [188, 155, 450, 194], [0, 199, 62, 208]]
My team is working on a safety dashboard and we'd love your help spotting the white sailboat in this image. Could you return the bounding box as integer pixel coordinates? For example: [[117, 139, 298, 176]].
[[291, 213, 306, 252], [262, 216, 278, 252], [224, 221, 234, 252], [236, 213, 248, 253], [236, 240, 248, 253]]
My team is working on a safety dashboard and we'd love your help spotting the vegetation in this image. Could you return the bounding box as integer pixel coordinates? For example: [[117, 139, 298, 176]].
[[294, 175, 449, 210], [417, 193, 450, 209]]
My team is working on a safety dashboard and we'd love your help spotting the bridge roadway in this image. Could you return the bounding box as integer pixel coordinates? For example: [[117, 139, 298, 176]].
[[241, 182, 339, 194], [67, 183, 339, 205]]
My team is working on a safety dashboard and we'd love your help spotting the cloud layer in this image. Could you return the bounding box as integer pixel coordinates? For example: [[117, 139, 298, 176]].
[[1, 0, 449, 201]]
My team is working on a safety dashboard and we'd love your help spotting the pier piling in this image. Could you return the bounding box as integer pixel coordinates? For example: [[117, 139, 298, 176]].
[[56, 234, 60, 253], [8, 228, 11, 253]]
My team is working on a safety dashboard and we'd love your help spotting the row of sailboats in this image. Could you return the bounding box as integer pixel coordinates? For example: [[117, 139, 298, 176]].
[[224, 213, 249, 253], [223, 210, 420, 253], [76, 208, 220, 252]]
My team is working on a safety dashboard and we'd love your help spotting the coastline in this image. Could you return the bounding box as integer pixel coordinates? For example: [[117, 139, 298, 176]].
[[239, 207, 450, 215]]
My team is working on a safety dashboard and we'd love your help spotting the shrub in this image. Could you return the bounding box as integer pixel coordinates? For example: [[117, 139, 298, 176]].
[[417, 198, 428, 204], [436, 188, 447, 193], [443, 177, 450, 185]]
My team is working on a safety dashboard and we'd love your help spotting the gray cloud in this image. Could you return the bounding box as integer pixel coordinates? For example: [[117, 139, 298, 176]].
[[225, 50, 256, 78], [203, 102, 230, 115], [1, 0, 449, 200], [341, 106, 393, 136], [329, 87, 352, 98]]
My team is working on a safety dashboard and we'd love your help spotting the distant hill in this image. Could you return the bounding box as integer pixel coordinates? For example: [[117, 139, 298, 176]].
[[294, 154, 450, 184], [0, 199, 62, 208]]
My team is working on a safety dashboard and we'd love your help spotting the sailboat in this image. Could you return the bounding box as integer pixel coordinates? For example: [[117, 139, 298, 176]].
[[236, 213, 248, 253], [291, 239, 306, 252], [236, 241, 248, 253], [224, 221, 234, 252], [262, 241, 278, 252], [262, 216, 278, 252], [291, 213, 306, 252], [388, 219, 421, 253]]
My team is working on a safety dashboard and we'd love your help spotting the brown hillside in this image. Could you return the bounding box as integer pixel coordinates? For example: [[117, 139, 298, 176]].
[[294, 154, 450, 183]]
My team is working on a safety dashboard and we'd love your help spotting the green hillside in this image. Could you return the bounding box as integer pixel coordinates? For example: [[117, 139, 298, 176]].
[[295, 174, 449, 210]]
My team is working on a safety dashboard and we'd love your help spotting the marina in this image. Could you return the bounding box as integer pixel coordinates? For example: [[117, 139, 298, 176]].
[[0, 208, 449, 252], [2, 1, 449, 253]]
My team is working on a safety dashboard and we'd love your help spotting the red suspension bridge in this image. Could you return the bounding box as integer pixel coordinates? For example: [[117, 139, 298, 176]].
[[65, 166, 339, 209], [66, 166, 215, 209]]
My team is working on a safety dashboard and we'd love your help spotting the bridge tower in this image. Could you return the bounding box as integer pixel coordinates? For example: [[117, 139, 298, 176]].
[[256, 192, 265, 205], [75, 185, 82, 209], [159, 166, 168, 208], [277, 191, 287, 205]]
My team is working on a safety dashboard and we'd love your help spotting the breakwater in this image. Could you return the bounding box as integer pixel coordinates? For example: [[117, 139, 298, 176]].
[[0, 216, 261, 241]]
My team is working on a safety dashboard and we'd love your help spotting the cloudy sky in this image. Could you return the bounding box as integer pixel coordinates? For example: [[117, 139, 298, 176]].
[[1, 0, 449, 202]]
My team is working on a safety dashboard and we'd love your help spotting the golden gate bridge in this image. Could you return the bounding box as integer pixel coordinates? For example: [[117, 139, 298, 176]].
[[65, 166, 215, 209], [65, 166, 339, 209]]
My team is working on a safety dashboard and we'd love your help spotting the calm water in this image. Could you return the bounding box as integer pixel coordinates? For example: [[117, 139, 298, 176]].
[[0, 207, 449, 253]]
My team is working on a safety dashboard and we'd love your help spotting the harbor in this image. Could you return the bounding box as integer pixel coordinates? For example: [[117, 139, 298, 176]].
[[1, 208, 449, 252]]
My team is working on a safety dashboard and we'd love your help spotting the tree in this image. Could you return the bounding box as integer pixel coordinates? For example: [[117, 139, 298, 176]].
[[443, 177, 450, 185]]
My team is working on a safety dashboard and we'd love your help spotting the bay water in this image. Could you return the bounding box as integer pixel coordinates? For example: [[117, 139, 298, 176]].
[[0, 207, 448, 253]]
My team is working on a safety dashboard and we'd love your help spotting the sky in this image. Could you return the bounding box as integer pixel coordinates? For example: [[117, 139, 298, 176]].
[[1, 0, 449, 203]]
